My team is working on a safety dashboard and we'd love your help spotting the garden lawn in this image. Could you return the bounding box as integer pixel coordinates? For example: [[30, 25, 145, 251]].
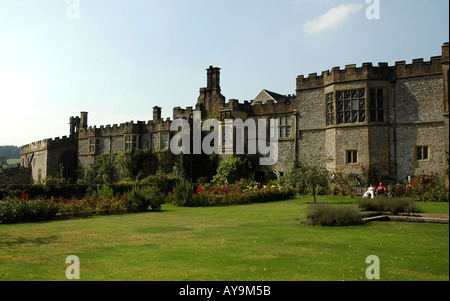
[[0, 196, 448, 281]]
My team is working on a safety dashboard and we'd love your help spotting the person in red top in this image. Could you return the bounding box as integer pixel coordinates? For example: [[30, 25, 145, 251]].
[[376, 182, 386, 196]]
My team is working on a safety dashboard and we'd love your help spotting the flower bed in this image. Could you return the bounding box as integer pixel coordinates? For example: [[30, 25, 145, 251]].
[[0, 186, 164, 224], [387, 173, 449, 202], [171, 182, 296, 207]]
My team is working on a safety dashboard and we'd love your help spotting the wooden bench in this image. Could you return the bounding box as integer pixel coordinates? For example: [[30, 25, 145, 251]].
[[351, 187, 366, 197]]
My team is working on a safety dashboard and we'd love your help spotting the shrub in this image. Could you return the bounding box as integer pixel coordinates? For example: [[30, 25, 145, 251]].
[[212, 156, 246, 185], [306, 203, 362, 227], [173, 182, 296, 207], [404, 173, 447, 202], [416, 187, 449, 203], [126, 186, 164, 212], [387, 184, 406, 198], [172, 181, 195, 207], [0, 199, 59, 224], [356, 198, 421, 215], [87, 185, 115, 200]]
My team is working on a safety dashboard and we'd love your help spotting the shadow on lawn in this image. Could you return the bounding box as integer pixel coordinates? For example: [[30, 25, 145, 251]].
[[0, 233, 59, 247]]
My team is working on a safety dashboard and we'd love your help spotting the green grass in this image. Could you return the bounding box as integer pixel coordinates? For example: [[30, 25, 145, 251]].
[[0, 196, 448, 281]]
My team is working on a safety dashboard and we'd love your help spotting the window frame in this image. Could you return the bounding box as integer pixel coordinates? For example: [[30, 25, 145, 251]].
[[89, 138, 100, 154], [416, 146, 430, 161], [329, 89, 367, 126], [159, 132, 170, 151], [124, 134, 140, 152], [278, 116, 292, 139], [346, 150, 358, 164], [369, 88, 385, 123]]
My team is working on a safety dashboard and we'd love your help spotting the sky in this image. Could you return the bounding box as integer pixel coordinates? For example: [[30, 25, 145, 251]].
[[0, 0, 449, 147]]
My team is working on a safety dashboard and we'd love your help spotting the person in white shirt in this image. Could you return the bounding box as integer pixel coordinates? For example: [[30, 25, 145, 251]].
[[363, 184, 375, 199]]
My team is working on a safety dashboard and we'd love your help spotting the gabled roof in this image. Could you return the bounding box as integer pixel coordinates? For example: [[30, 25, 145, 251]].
[[251, 89, 287, 105]]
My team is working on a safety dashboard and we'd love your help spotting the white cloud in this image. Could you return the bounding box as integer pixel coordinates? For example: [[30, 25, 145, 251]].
[[303, 3, 363, 35]]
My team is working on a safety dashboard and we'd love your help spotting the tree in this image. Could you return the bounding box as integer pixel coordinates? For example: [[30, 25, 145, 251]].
[[0, 146, 20, 159], [212, 156, 245, 185], [212, 155, 259, 185], [96, 154, 118, 184], [0, 155, 7, 166], [78, 154, 118, 185], [284, 156, 331, 203], [118, 148, 158, 181]]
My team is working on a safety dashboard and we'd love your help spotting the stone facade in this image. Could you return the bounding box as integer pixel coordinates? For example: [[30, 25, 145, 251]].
[[17, 42, 449, 184]]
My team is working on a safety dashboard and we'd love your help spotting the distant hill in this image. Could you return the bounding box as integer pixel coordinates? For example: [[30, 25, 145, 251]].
[[0, 145, 20, 159]]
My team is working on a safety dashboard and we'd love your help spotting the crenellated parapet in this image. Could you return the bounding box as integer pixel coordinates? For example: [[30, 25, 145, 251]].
[[173, 106, 194, 119], [76, 117, 174, 139], [20, 136, 77, 155], [251, 97, 297, 116], [297, 49, 447, 91], [220, 99, 251, 111]]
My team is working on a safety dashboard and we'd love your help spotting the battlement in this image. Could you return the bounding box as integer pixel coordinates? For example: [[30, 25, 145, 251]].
[[251, 97, 297, 116], [220, 99, 251, 111], [297, 43, 448, 91], [173, 106, 194, 119], [77, 117, 174, 139], [20, 136, 76, 155]]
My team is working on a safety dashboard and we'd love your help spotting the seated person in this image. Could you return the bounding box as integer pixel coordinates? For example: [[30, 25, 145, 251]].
[[376, 183, 387, 196], [363, 184, 375, 199]]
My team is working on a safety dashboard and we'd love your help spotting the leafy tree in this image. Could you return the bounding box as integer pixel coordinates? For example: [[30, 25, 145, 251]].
[[283, 156, 331, 203], [212, 155, 258, 185], [0, 155, 7, 166], [118, 148, 158, 181], [78, 154, 118, 185], [43, 164, 70, 186], [96, 154, 118, 184]]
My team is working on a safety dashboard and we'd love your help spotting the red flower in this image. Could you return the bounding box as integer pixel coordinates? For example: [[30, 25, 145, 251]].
[[20, 193, 30, 200]]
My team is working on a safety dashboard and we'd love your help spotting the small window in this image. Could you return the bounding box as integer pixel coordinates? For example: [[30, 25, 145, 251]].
[[326, 93, 335, 126], [89, 138, 100, 154], [369, 89, 385, 123], [417, 146, 429, 161], [347, 150, 358, 164], [160, 133, 170, 150], [278, 116, 292, 138], [124, 134, 139, 152]]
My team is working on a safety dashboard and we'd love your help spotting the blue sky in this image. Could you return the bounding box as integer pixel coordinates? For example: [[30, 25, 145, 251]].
[[0, 0, 449, 147]]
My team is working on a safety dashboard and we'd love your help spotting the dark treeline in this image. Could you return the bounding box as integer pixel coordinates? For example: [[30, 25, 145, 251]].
[[0, 146, 20, 159]]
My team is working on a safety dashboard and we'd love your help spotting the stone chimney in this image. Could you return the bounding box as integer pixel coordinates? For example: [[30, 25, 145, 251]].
[[153, 106, 162, 121], [80, 112, 88, 130]]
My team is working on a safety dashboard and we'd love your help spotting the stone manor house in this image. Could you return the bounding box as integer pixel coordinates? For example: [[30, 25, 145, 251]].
[[13, 42, 449, 185]]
